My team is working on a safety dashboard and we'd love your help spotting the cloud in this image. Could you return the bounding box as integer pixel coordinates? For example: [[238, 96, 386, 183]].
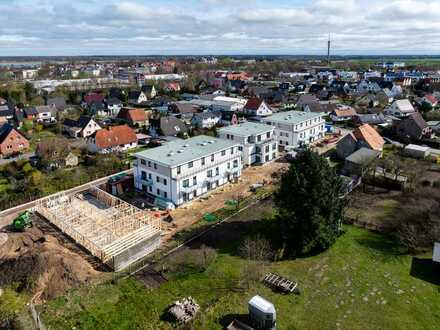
[[1, 0, 440, 55]]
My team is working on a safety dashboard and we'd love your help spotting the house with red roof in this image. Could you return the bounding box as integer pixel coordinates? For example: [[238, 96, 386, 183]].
[[87, 125, 138, 153], [422, 94, 438, 108], [242, 98, 273, 117], [117, 108, 150, 127], [336, 124, 385, 159], [0, 123, 30, 157]]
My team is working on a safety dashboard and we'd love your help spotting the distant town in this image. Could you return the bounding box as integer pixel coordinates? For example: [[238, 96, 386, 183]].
[[1, 55, 439, 330]]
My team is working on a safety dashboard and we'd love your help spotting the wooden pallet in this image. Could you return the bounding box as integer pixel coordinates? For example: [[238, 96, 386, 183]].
[[262, 272, 298, 294]]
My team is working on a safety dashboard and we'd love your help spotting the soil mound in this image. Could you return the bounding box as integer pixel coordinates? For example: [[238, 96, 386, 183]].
[[0, 227, 98, 301]]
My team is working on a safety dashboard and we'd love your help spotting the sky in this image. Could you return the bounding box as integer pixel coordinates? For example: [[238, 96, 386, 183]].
[[1, 0, 440, 56]]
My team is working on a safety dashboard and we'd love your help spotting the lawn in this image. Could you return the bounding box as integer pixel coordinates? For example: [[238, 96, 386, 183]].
[[40, 219, 440, 329]]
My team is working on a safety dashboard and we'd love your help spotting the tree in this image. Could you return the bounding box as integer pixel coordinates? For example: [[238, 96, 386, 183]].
[[274, 149, 346, 257]]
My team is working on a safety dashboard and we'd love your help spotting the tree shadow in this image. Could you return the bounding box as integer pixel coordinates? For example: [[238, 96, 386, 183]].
[[354, 234, 405, 258], [410, 257, 440, 286]]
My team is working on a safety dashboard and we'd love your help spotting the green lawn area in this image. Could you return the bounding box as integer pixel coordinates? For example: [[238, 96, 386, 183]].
[[39, 225, 440, 330]]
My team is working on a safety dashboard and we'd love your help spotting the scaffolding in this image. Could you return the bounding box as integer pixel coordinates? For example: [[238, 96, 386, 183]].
[[34, 186, 162, 271]]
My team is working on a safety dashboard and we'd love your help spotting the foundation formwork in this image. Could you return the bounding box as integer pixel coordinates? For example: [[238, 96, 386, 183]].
[[35, 186, 162, 271]]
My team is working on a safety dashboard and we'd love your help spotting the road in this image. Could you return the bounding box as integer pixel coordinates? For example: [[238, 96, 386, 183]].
[[0, 152, 35, 166], [0, 168, 133, 229]]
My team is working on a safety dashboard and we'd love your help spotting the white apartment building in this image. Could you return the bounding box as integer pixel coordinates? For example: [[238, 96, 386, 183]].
[[262, 111, 325, 149], [134, 135, 242, 207], [218, 122, 278, 166]]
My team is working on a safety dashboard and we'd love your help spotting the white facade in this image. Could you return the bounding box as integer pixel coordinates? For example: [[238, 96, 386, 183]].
[[386, 99, 415, 118], [134, 136, 242, 207], [218, 122, 278, 166], [262, 111, 325, 149]]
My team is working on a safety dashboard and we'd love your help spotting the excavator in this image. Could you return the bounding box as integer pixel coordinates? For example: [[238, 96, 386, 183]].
[[11, 211, 33, 232]]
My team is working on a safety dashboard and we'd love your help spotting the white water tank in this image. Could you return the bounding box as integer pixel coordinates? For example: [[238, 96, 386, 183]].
[[434, 243, 440, 263], [248, 295, 276, 330]]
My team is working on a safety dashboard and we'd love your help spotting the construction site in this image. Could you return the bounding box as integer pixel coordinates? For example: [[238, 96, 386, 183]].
[[34, 186, 162, 271]]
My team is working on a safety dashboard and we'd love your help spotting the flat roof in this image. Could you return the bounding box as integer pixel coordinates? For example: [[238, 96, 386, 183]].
[[263, 110, 323, 125], [218, 122, 273, 137], [135, 135, 239, 167]]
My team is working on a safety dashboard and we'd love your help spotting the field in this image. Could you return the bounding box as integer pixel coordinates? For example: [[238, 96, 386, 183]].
[[39, 201, 440, 330]]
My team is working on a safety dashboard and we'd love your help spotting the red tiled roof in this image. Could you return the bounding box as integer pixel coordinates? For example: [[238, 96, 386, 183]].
[[333, 107, 357, 117], [118, 108, 148, 122], [425, 94, 438, 104], [353, 124, 384, 151], [94, 125, 137, 149], [84, 93, 104, 104], [244, 98, 263, 111]]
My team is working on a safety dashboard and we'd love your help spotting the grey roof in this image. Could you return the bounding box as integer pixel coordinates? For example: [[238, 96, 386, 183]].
[[263, 110, 323, 125], [135, 135, 240, 167], [218, 121, 273, 137], [192, 111, 221, 120], [346, 148, 380, 164]]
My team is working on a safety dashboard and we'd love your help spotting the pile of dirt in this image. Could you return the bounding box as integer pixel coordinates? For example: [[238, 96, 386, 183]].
[[0, 227, 99, 301]]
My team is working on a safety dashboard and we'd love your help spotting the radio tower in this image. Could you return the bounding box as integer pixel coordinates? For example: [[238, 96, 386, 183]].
[[327, 33, 331, 66]]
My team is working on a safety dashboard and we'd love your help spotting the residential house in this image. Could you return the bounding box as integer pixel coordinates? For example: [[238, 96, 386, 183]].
[[164, 82, 181, 92], [87, 125, 138, 153], [218, 122, 278, 166], [63, 116, 101, 138], [394, 112, 433, 141], [151, 116, 188, 137], [219, 111, 239, 126], [133, 135, 242, 207], [141, 85, 157, 99], [191, 112, 222, 129], [386, 99, 416, 118], [0, 105, 14, 124], [352, 113, 390, 126], [422, 94, 438, 108], [262, 111, 325, 149], [105, 98, 123, 117], [168, 102, 199, 116], [0, 123, 30, 157], [88, 101, 107, 117], [117, 108, 150, 127], [336, 124, 385, 159], [24, 105, 57, 123], [330, 105, 357, 123], [128, 91, 148, 105], [296, 94, 319, 110], [83, 93, 104, 108], [304, 102, 337, 115], [46, 96, 67, 111], [242, 98, 273, 117]]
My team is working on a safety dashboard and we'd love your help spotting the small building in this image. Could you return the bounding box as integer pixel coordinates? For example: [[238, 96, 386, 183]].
[[386, 99, 416, 118], [403, 144, 430, 159], [105, 97, 123, 117], [218, 122, 278, 166], [394, 112, 432, 141], [330, 106, 357, 122], [191, 112, 222, 129], [63, 116, 101, 138], [141, 85, 157, 99], [46, 96, 66, 111], [24, 105, 57, 123], [87, 125, 138, 153], [242, 98, 273, 117], [117, 108, 150, 127], [128, 91, 148, 105], [151, 116, 188, 137], [343, 148, 381, 176], [336, 124, 385, 159], [0, 123, 30, 157]]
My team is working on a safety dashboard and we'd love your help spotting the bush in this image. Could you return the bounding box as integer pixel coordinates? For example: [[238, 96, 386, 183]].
[[239, 235, 274, 261]]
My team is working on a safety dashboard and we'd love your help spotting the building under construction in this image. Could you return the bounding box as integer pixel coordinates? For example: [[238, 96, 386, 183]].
[[34, 186, 162, 271]]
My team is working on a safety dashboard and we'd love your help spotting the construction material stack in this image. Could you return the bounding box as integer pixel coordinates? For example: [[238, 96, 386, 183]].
[[168, 297, 200, 324]]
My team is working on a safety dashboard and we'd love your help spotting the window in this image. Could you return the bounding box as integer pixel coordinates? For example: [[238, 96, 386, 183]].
[[177, 166, 181, 174], [148, 186, 152, 192], [215, 167, 219, 176], [148, 173, 152, 180], [265, 145, 270, 153], [164, 192, 167, 199], [221, 150, 226, 156], [227, 162, 231, 169], [211, 154, 214, 162], [188, 161, 194, 168], [207, 169, 213, 177], [156, 176, 160, 183], [141, 159, 146, 165], [272, 143, 276, 150], [266, 132, 270, 138], [272, 153, 276, 159], [163, 178, 167, 185], [183, 179, 189, 188], [154, 163, 157, 169], [201, 157, 205, 166], [193, 176, 197, 185], [230, 147, 234, 155], [148, 161, 151, 167], [141, 171, 146, 180], [238, 146, 243, 151], [157, 189, 160, 196], [257, 135, 262, 142], [233, 160, 238, 168]]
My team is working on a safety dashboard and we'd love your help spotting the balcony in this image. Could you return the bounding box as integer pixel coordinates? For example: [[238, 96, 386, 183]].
[[175, 153, 240, 180], [205, 174, 221, 183], [226, 167, 240, 174], [141, 178, 154, 186]]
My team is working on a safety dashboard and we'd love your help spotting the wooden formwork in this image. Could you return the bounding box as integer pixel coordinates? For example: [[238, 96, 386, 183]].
[[34, 186, 162, 269]]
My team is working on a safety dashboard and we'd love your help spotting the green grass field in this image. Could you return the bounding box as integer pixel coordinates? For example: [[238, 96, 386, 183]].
[[39, 222, 440, 330]]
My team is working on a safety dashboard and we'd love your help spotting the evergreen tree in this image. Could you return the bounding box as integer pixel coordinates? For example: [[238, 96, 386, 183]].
[[275, 149, 346, 257]]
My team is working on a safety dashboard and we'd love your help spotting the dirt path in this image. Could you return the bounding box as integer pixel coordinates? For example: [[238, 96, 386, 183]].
[[168, 161, 287, 234]]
